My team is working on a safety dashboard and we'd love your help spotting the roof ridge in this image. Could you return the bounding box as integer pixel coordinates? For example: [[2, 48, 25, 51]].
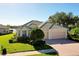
[[49, 24, 54, 29], [39, 21, 48, 28], [22, 20, 42, 26]]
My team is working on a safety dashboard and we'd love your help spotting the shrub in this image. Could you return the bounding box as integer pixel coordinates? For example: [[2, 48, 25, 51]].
[[9, 40, 13, 43], [33, 40, 52, 50], [17, 36, 30, 43], [69, 27, 79, 35], [67, 32, 73, 40], [68, 27, 79, 41], [68, 24, 75, 31], [33, 40, 46, 46], [30, 29, 44, 43], [2, 48, 7, 55]]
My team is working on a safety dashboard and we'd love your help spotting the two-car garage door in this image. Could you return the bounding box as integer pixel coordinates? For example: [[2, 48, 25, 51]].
[[48, 28, 67, 39]]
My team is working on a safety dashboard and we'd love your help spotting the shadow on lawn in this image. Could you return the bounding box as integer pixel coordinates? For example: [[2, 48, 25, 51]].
[[33, 44, 58, 56]]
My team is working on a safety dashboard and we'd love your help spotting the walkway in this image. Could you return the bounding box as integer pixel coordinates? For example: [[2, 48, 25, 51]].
[[6, 49, 56, 56]]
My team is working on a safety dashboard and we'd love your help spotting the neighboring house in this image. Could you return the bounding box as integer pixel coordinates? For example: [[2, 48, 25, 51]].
[[8, 25, 21, 33], [39, 22, 67, 40], [16, 20, 42, 37], [0, 24, 9, 34]]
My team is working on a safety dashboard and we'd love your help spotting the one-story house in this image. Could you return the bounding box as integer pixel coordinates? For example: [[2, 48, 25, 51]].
[[16, 20, 67, 40]]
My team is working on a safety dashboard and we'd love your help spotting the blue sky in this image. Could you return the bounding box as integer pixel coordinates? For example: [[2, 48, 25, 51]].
[[0, 3, 79, 26]]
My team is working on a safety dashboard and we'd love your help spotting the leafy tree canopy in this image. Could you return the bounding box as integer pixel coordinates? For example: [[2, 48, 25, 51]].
[[48, 12, 79, 27]]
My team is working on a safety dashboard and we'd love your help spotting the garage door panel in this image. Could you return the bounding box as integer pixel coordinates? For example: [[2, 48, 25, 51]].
[[49, 28, 67, 39]]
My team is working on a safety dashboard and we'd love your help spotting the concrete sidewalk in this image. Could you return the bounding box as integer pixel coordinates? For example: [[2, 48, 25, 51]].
[[6, 49, 56, 56]]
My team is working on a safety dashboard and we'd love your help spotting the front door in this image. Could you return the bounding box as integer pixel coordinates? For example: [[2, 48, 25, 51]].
[[22, 30, 27, 37]]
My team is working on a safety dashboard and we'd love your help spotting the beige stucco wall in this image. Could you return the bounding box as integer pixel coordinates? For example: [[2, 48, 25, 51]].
[[41, 28, 49, 40], [48, 28, 67, 39]]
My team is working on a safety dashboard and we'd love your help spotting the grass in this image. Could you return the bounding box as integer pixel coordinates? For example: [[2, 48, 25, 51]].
[[28, 53, 58, 56], [0, 33, 14, 54], [6, 43, 35, 53], [0, 33, 14, 47], [0, 33, 35, 54]]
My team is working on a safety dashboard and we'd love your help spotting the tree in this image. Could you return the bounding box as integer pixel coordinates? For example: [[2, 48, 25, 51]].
[[67, 12, 77, 25], [30, 29, 44, 43], [73, 16, 79, 25], [48, 12, 79, 27], [48, 12, 67, 26]]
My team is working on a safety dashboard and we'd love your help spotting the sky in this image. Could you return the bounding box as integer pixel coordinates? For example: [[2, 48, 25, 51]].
[[0, 3, 79, 26]]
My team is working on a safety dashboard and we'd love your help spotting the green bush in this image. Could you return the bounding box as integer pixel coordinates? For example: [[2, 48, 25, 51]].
[[2, 48, 7, 55], [33, 40, 46, 46], [17, 36, 30, 43], [33, 43, 52, 50], [68, 27, 79, 41], [30, 29, 44, 43], [68, 24, 75, 31], [9, 40, 13, 43], [69, 27, 79, 35]]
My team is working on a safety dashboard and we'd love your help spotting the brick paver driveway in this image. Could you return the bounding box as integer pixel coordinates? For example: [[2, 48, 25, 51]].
[[46, 39, 79, 56]]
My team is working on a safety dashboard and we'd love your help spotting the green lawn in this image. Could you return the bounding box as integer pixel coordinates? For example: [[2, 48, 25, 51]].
[[28, 53, 58, 56], [0, 33, 14, 47], [0, 33, 35, 54], [6, 43, 35, 53]]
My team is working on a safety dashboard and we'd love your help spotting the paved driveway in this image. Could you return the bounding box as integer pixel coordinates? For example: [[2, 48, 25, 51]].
[[46, 39, 79, 56]]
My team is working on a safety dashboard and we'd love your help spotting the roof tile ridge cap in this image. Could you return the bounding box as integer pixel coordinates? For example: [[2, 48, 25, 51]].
[[31, 20, 42, 22]]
